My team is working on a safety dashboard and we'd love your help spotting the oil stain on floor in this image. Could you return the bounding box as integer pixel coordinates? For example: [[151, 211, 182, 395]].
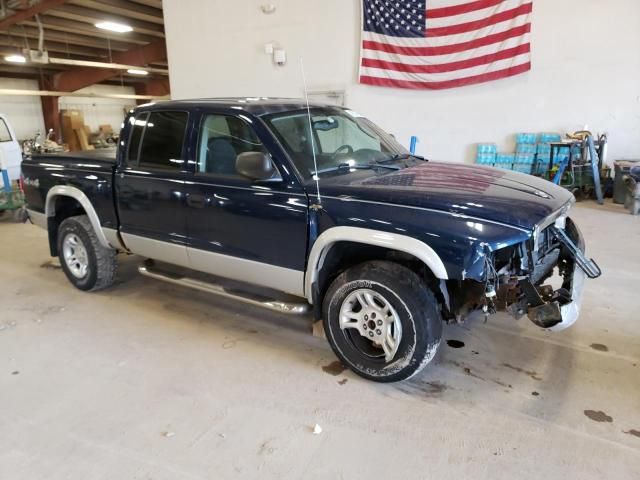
[[446, 339, 465, 348], [322, 361, 346, 376], [584, 410, 613, 423], [590, 343, 609, 352], [502, 363, 542, 381]]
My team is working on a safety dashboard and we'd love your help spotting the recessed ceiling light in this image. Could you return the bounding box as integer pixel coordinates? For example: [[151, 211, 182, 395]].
[[127, 69, 148, 75], [95, 21, 133, 33], [4, 54, 26, 63]]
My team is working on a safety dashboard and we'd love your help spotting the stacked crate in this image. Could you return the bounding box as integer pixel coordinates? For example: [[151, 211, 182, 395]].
[[495, 153, 515, 170], [476, 132, 565, 176], [514, 133, 537, 174], [475, 143, 497, 166]]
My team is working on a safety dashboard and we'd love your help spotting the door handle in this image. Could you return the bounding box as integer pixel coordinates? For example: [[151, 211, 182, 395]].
[[186, 193, 206, 208]]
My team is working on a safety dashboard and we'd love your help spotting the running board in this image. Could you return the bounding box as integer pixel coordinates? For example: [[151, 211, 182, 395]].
[[138, 265, 310, 315]]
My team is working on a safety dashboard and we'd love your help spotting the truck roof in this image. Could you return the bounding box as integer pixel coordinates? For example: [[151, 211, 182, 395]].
[[136, 97, 338, 116]]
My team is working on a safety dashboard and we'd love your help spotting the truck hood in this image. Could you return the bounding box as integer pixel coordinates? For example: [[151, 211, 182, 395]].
[[313, 161, 574, 231]]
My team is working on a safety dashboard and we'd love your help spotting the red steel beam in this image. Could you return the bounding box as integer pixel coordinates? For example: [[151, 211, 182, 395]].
[[53, 38, 167, 92], [134, 78, 170, 104], [0, 0, 67, 31], [38, 75, 61, 137]]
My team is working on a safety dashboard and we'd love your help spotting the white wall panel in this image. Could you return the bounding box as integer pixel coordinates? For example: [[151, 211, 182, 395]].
[[163, 0, 640, 164]]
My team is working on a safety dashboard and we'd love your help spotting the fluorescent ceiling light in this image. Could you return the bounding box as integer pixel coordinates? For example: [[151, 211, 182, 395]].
[[127, 69, 149, 75], [95, 21, 133, 33], [4, 54, 26, 63]]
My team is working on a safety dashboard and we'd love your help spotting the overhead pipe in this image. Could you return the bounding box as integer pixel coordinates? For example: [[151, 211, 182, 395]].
[[0, 88, 169, 100], [48, 57, 169, 75]]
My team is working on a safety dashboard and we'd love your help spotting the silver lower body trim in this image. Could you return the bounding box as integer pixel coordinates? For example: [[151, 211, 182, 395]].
[[26, 209, 47, 229], [138, 265, 310, 315], [102, 227, 124, 250], [121, 233, 191, 269], [121, 232, 305, 298]]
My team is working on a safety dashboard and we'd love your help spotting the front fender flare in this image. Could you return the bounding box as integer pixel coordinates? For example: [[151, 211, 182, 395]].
[[304, 226, 448, 303]]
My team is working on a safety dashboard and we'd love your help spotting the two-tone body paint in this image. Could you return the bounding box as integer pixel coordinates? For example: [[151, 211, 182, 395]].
[[22, 98, 577, 299]]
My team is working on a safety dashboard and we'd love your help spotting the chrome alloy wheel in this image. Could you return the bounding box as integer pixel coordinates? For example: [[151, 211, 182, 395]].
[[339, 288, 403, 362], [62, 233, 89, 279]]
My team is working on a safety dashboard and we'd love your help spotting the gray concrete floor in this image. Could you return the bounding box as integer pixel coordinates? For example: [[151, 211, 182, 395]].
[[1, 201, 639, 479]]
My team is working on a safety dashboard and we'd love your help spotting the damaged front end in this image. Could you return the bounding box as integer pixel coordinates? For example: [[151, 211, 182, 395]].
[[450, 209, 601, 331], [496, 215, 601, 330]]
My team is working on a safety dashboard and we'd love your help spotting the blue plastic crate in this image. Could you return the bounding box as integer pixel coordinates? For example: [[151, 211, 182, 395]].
[[536, 143, 551, 154], [475, 153, 496, 165], [495, 153, 515, 169], [515, 153, 536, 164], [539, 133, 562, 143], [513, 163, 533, 174], [516, 143, 536, 154], [516, 133, 537, 144], [477, 143, 498, 154]]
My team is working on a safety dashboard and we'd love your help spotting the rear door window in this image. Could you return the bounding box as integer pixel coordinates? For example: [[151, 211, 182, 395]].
[[135, 111, 189, 170], [0, 118, 12, 142]]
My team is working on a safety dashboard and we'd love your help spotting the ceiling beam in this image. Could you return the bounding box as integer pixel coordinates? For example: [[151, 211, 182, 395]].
[[0, 0, 67, 31], [47, 4, 164, 37], [69, 0, 164, 25], [129, 0, 163, 9], [0, 35, 114, 57], [53, 38, 166, 91], [6, 25, 132, 51], [20, 15, 155, 44]]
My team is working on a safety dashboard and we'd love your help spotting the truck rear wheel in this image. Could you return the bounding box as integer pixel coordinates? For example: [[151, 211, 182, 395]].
[[322, 260, 443, 383], [57, 215, 117, 291]]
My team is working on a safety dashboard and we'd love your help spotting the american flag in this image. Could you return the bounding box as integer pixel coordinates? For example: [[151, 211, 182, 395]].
[[359, 0, 532, 90]]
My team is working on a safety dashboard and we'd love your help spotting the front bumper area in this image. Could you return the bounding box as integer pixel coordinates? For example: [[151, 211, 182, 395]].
[[522, 218, 600, 330], [505, 218, 601, 331]]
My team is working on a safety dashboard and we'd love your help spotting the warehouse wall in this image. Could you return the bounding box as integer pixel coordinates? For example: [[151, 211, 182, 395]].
[[59, 85, 136, 133], [0, 78, 46, 141], [163, 0, 640, 164], [0, 80, 136, 141]]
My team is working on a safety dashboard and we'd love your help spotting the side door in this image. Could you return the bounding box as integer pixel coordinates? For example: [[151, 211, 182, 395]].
[[182, 111, 309, 297], [115, 110, 192, 268], [0, 115, 23, 183]]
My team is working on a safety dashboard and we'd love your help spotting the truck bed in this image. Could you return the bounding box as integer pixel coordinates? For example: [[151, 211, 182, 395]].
[[22, 147, 119, 230]]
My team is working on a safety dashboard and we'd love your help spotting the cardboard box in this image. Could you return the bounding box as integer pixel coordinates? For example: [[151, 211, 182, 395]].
[[98, 124, 114, 135], [60, 110, 84, 130]]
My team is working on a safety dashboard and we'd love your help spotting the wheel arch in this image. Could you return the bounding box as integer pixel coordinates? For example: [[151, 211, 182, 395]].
[[304, 226, 449, 304], [45, 186, 111, 255]]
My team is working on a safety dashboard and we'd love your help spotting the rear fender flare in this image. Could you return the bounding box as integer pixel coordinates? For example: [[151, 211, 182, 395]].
[[45, 185, 112, 249], [304, 226, 449, 303]]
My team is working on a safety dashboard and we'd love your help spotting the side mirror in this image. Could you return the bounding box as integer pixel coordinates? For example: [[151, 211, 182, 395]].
[[236, 151, 277, 181]]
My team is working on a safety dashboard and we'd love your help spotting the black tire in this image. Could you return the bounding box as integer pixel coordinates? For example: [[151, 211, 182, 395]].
[[57, 215, 117, 291], [322, 260, 443, 383]]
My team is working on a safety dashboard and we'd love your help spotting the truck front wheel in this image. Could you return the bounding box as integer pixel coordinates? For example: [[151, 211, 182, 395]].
[[57, 215, 117, 291], [322, 260, 443, 382]]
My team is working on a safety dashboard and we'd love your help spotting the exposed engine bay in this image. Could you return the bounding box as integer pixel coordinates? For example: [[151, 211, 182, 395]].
[[447, 211, 601, 331]]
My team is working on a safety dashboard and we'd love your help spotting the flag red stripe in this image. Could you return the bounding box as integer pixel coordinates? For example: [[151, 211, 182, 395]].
[[362, 23, 531, 57], [359, 62, 531, 90], [427, 0, 504, 19], [361, 43, 530, 74], [427, 3, 532, 37]]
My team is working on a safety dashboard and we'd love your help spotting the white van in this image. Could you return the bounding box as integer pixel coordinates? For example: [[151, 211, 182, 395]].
[[0, 114, 23, 184]]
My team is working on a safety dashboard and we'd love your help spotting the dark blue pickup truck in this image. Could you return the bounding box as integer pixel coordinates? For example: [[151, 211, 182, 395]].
[[22, 98, 600, 382]]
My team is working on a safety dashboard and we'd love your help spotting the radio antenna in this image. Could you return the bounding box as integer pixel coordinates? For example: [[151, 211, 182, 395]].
[[300, 57, 322, 205]]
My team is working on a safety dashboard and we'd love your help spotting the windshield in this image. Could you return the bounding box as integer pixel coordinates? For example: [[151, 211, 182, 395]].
[[264, 107, 408, 177]]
